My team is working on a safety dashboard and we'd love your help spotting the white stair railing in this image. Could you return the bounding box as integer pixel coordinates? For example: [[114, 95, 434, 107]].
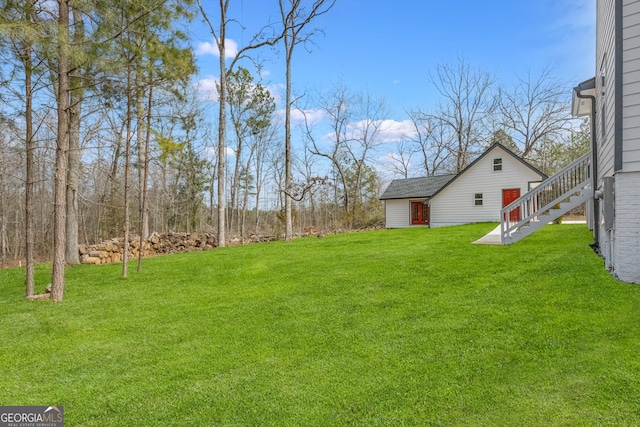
[[500, 152, 592, 244]]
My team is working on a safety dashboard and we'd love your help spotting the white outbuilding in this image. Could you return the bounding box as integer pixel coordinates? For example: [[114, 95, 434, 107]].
[[380, 143, 547, 228]]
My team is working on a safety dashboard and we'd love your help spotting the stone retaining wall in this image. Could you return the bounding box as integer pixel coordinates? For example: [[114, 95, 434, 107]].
[[79, 232, 217, 265]]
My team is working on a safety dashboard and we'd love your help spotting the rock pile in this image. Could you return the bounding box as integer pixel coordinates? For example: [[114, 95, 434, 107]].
[[79, 232, 217, 265]]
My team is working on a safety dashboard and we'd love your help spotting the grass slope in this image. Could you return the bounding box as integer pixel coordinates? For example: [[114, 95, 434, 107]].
[[1, 223, 639, 426]]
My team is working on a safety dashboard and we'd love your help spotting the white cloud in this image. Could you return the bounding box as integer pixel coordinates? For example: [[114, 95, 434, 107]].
[[203, 146, 236, 161], [195, 76, 219, 101], [195, 41, 217, 56], [277, 108, 326, 123], [347, 119, 418, 144], [195, 39, 239, 59], [266, 83, 284, 104], [203, 146, 217, 161], [377, 119, 418, 143]]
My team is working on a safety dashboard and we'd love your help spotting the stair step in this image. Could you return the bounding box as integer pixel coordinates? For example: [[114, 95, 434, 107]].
[[499, 154, 592, 244], [504, 198, 583, 244]]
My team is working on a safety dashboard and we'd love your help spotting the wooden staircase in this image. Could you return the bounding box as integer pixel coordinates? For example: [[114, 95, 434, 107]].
[[500, 152, 592, 244]]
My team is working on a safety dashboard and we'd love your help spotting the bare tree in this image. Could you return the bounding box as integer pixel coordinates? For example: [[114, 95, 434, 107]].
[[295, 137, 325, 224], [386, 140, 414, 179], [347, 90, 388, 219], [407, 109, 455, 176], [498, 67, 572, 158], [302, 82, 352, 213], [4, 0, 38, 295], [279, 0, 335, 241], [0, 121, 22, 268], [197, 0, 285, 247], [303, 83, 386, 225], [252, 123, 279, 234], [429, 57, 496, 172]]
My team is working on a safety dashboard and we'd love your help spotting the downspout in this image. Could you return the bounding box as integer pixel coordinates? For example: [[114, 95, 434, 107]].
[[575, 87, 599, 248]]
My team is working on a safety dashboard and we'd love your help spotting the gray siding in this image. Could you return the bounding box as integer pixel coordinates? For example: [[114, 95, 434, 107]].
[[623, 0, 640, 171], [595, 0, 618, 270], [597, 0, 617, 182]]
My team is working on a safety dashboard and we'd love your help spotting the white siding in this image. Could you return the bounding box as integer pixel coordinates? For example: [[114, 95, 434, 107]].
[[430, 146, 543, 228], [597, 0, 617, 182], [612, 171, 640, 282], [595, 0, 618, 268], [384, 199, 419, 228], [623, 0, 640, 171]]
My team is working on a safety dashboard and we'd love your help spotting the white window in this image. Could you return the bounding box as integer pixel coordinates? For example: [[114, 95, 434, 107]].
[[493, 158, 503, 171], [474, 193, 483, 206]]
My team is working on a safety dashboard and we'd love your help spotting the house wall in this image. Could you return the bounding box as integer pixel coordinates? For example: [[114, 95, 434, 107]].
[[384, 199, 418, 228], [623, 0, 640, 172], [597, 0, 617, 182], [430, 147, 543, 228], [594, 0, 640, 282], [595, 0, 618, 265]]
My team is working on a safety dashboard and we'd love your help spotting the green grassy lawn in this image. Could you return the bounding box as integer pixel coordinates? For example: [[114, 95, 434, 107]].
[[1, 223, 639, 426]]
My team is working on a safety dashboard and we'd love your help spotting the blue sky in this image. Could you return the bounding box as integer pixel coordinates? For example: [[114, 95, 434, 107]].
[[191, 1, 596, 180], [192, 0, 596, 119]]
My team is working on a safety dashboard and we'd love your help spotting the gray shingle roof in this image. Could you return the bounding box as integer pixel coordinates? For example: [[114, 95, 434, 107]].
[[379, 174, 456, 200]]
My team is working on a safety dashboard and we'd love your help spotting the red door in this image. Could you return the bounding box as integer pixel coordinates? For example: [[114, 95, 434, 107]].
[[502, 188, 521, 222], [411, 201, 429, 225]]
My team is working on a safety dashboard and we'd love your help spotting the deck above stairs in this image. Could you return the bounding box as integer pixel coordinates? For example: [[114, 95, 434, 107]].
[[499, 151, 592, 245]]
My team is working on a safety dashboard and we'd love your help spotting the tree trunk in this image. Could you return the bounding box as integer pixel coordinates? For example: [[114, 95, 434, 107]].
[[136, 64, 149, 240], [51, 0, 70, 302], [216, 17, 227, 248], [209, 168, 216, 231], [24, 0, 35, 297], [65, 4, 84, 266], [1, 196, 6, 266], [65, 85, 81, 265], [284, 43, 293, 241], [138, 77, 153, 273], [253, 159, 262, 235], [230, 129, 242, 236], [240, 147, 255, 243], [105, 125, 123, 239], [122, 61, 133, 278]]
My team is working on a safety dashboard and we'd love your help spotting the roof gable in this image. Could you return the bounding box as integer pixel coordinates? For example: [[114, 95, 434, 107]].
[[380, 143, 547, 201], [429, 143, 547, 199]]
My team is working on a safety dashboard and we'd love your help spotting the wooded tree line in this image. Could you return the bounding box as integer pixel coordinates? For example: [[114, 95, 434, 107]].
[[0, 1, 586, 300], [391, 59, 589, 179]]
